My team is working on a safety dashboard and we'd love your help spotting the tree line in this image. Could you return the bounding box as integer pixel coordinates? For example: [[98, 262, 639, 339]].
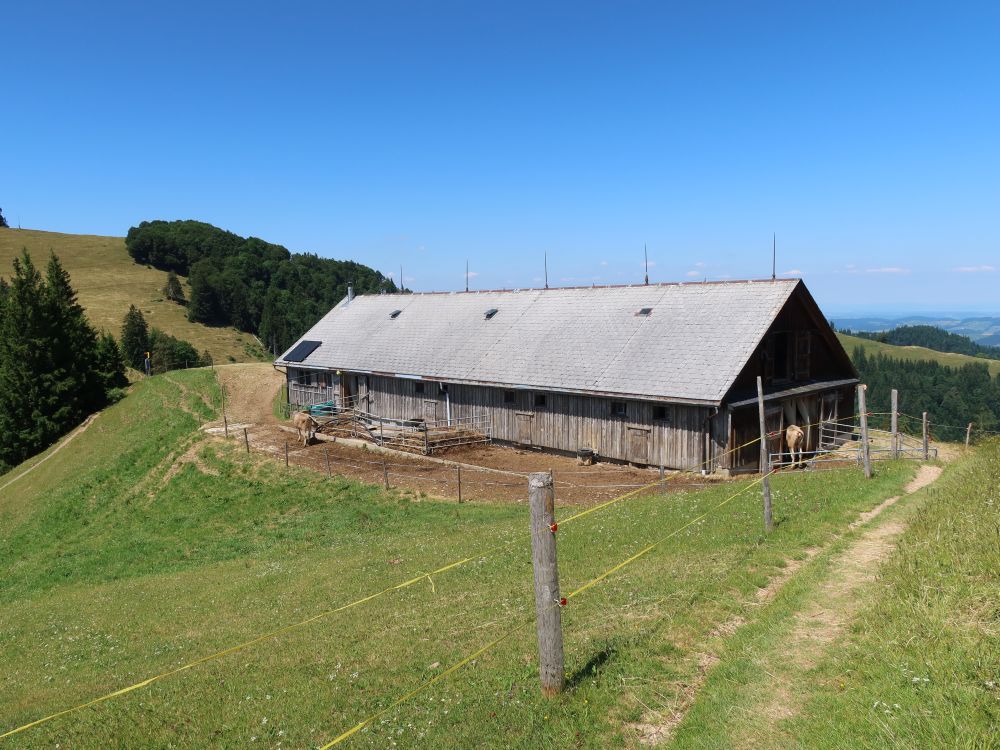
[[126, 220, 398, 354], [852, 347, 1000, 442], [0, 251, 127, 472], [842, 324, 1000, 361]]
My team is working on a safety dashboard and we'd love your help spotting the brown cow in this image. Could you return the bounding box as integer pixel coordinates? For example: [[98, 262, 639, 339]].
[[785, 424, 805, 467], [292, 411, 319, 446]]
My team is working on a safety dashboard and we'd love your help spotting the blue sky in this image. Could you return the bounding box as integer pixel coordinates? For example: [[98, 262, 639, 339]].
[[3, 1, 999, 314]]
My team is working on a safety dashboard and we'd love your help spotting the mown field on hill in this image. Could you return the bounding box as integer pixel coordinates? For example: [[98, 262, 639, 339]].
[[0, 228, 261, 363], [838, 331, 1000, 378], [1, 369, 992, 749]]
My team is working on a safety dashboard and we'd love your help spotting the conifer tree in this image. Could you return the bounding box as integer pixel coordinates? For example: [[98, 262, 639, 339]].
[[120, 304, 150, 370], [163, 270, 186, 304], [0, 208, 8, 228], [95, 332, 128, 391]]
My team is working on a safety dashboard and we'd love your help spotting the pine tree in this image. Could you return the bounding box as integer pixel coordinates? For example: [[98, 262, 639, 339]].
[[0, 208, 8, 228], [95, 332, 128, 391], [163, 270, 186, 304], [120, 304, 150, 370]]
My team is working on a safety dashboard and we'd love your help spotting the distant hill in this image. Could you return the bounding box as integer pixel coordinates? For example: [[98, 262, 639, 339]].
[[837, 332, 1000, 378], [833, 315, 1000, 347], [839, 324, 1000, 361], [0, 228, 261, 362]]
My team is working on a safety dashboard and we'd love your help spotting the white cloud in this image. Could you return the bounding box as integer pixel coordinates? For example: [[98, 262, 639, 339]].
[[467, 271, 480, 278], [781, 269, 803, 276], [685, 270, 700, 277], [954, 264, 996, 273], [643, 260, 658, 268], [599, 260, 608, 266], [694, 261, 705, 268], [865, 266, 910, 274]]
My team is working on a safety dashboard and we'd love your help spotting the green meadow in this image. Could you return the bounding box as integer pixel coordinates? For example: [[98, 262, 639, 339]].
[[2, 368, 990, 749]]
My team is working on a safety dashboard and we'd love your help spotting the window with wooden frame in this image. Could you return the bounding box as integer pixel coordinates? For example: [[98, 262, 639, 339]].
[[503, 390, 516, 405], [414, 381, 425, 394], [611, 401, 627, 418], [653, 405, 670, 423], [534, 392, 547, 408]]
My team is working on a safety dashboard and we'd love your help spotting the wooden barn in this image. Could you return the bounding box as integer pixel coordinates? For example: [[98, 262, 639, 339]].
[[274, 279, 857, 473]]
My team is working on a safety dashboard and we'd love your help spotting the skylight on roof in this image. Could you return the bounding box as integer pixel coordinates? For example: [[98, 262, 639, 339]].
[[484, 308, 499, 320], [389, 309, 402, 319], [637, 307, 653, 317]]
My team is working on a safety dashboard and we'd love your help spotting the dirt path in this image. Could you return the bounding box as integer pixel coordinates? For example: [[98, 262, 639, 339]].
[[630, 463, 944, 747], [739, 463, 943, 747], [0, 412, 100, 494], [215, 363, 283, 425]]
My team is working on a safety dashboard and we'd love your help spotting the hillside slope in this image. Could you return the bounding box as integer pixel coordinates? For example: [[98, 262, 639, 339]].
[[0, 228, 260, 362], [1, 367, 928, 748], [837, 332, 1000, 377]]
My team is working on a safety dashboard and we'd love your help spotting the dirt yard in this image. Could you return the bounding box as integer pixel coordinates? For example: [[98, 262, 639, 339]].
[[205, 364, 718, 506]]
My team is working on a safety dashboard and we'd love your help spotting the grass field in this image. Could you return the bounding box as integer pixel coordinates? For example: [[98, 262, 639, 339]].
[[0, 227, 264, 363], [0, 367, 939, 749], [838, 332, 1000, 378]]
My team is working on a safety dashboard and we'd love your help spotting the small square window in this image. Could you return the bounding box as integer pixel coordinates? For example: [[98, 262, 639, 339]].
[[503, 390, 516, 404], [611, 401, 627, 417], [637, 307, 653, 317], [653, 405, 669, 422], [534, 393, 547, 408], [414, 382, 425, 394]]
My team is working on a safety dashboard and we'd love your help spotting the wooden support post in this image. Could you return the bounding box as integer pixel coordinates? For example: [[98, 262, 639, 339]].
[[223, 414, 229, 439], [382, 458, 390, 490], [858, 385, 872, 479], [922, 412, 929, 460], [528, 471, 564, 696], [423, 426, 429, 455], [457, 466, 463, 503], [325, 447, 332, 477], [756, 377, 773, 533], [243, 427, 250, 454], [221, 383, 226, 422], [659, 463, 665, 483], [890, 389, 899, 459], [379, 420, 384, 447], [966, 422, 974, 447]]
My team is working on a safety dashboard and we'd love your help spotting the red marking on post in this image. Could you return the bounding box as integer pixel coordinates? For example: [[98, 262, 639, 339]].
[[549, 523, 558, 533], [559, 597, 567, 607]]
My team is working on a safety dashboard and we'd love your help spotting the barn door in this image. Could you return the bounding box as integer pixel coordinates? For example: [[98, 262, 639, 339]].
[[423, 399, 440, 423], [516, 413, 533, 445], [627, 427, 650, 465]]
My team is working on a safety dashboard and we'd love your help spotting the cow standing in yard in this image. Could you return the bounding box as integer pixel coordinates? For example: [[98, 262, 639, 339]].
[[293, 411, 319, 446], [785, 424, 805, 467]]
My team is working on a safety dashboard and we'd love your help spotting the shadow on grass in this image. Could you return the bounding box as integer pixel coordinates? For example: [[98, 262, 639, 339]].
[[566, 643, 618, 689]]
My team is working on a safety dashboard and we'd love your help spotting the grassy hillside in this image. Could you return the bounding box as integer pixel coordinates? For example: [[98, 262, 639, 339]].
[[1, 367, 927, 748], [0, 228, 263, 363], [837, 332, 1000, 377]]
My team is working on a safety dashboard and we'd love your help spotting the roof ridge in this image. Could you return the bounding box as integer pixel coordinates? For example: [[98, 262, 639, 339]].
[[359, 278, 799, 298]]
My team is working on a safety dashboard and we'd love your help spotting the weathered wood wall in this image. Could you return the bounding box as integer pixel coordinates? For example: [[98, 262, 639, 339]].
[[351, 373, 724, 470]]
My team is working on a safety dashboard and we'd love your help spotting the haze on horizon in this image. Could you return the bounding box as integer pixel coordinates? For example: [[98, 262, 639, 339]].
[[3, 1, 998, 315]]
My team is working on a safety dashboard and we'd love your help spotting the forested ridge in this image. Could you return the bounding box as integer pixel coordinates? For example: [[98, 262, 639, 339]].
[[126, 220, 398, 354], [842, 324, 1000, 360], [851, 347, 1000, 441]]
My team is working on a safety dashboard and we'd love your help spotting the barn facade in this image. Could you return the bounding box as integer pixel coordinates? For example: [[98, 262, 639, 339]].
[[274, 279, 857, 473]]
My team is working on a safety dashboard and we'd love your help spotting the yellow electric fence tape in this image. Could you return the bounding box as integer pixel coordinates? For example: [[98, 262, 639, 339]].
[[318, 472, 772, 746], [0, 558, 471, 741]]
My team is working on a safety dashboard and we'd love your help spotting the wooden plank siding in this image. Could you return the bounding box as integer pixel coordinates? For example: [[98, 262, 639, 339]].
[[304, 371, 726, 470]]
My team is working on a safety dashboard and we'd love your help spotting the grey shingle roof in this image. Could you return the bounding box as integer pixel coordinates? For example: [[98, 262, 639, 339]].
[[275, 279, 801, 405]]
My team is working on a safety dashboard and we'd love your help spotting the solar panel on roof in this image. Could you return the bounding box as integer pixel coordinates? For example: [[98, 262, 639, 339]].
[[284, 340, 322, 362]]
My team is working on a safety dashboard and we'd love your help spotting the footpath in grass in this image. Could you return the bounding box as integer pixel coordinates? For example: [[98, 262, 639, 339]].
[[672, 445, 996, 750], [1, 369, 918, 749]]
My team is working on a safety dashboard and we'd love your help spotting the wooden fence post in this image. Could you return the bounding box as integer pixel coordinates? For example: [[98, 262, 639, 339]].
[[223, 414, 229, 439], [966, 422, 974, 447], [858, 385, 872, 479], [243, 427, 250, 454], [890, 388, 899, 459], [284, 441, 289, 468], [325, 447, 332, 477], [382, 458, 390, 490], [756, 377, 773, 533], [457, 466, 463, 503], [922, 412, 929, 460], [528, 471, 565, 696]]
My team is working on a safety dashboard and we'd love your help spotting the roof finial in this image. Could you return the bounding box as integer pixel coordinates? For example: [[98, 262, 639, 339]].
[[644, 243, 649, 285], [466, 259, 469, 292], [544, 252, 549, 289], [772, 233, 776, 281]]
